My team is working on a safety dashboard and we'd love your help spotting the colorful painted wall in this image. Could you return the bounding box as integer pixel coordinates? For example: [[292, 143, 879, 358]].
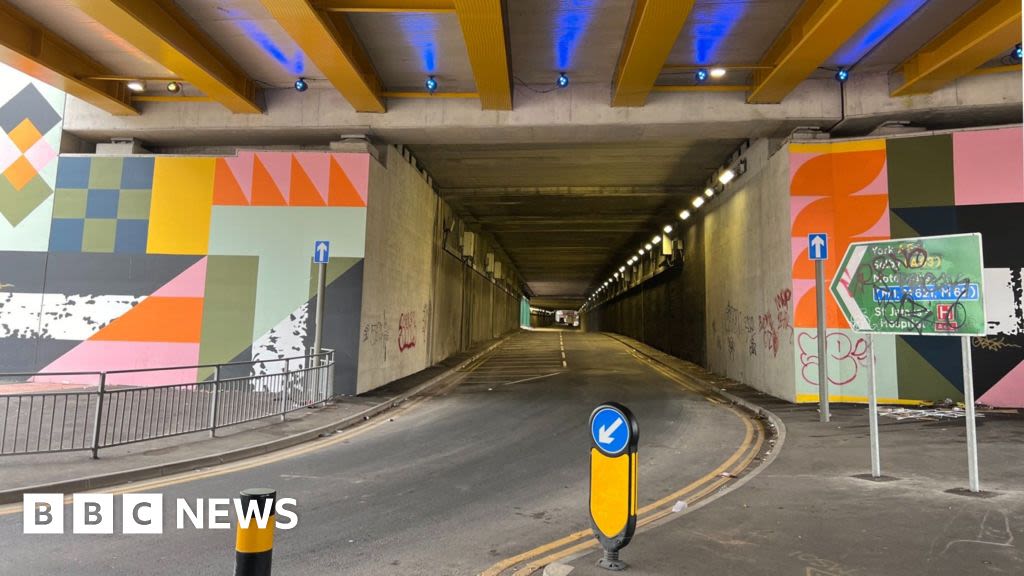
[[789, 127, 1024, 407], [0, 70, 369, 393]]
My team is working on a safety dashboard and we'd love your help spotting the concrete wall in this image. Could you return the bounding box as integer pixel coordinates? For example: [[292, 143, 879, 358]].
[[356, 146, 522, 393], [357, 147, 438, 393], [704, 139, 796, 400], [583, 139, 791, 395]]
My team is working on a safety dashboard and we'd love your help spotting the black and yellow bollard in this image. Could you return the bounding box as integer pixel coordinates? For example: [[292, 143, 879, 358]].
[[234, 488, 276, 576]]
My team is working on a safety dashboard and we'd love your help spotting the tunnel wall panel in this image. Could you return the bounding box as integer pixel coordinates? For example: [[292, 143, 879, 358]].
[[0, 99, 368, 395], [704, 139, 796, 400], [789, 127, 1024, 407], [357, 150, 437, 393], [357, 146, 521, 393]]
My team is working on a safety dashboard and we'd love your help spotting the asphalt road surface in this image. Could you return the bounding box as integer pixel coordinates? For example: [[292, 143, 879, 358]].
[[0, 330, 752, 575]]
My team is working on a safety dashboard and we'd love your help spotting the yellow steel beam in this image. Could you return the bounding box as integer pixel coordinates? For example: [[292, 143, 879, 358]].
[[969, 63, 1023, 76], [748, 0, 888, 104], [70, 0, 260, 113], [611, 0, 695, 107], [260, 0, 385, 113], [891, 0, 1021, 97], [452, 0, 512, 110], [0, 1, 136, 115], [315, 0, 454, 12]]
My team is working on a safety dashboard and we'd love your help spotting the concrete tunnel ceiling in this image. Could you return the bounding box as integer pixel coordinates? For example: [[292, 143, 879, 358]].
[[413, 139, 746, 309], [3, 0, 1020, 309]]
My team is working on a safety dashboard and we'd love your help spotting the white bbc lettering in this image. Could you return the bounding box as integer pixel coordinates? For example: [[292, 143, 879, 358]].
[[122, 494, 163, 535], [23, 493, 300, 534], [275, 499, 299, 530], [73, 494, 114, 534], [177, 498, 204, 530], [207, 498, 232, 529], [23, 494, 63, 534]]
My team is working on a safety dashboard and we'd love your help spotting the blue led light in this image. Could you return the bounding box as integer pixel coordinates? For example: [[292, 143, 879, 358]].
[[832, 0, 927, 66], [294, 78, 308, 92], [1015, 43, 1022, 61], [425, 76, 438, 93], [692, 2, 746, 65], [557, 72, 569, 88], [398, 14, 440, 73], [836, 68, 849, 83], [237, 20, 305, 75], [695, 68, 709, 83], [555, 0, 595, 71]]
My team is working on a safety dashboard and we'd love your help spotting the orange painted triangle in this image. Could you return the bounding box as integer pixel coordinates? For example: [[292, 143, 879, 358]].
[[328, 156, 366, 207], [251, 156, 287, 206], [91, 297, 204, 343], [213, 158, 249, 205], [290, 155, 326, 206]]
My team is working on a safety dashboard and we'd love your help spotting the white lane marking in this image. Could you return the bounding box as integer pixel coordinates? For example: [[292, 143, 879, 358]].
[[498, 372, 564, 388]]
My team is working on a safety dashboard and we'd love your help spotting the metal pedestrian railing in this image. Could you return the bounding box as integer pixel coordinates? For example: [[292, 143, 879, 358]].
[[0, 350, 335, 458]]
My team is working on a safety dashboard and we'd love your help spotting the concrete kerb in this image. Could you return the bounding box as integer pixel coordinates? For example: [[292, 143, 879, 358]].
[[0, 336, 510, 505], [542, 332, 789, 574]]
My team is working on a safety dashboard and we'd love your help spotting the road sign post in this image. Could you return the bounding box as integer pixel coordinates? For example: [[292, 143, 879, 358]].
[[808, 233, 829, 422], [867, 334, 880, 478], [589, 403, 638, 571], [312, 241, 329, 366], [830, 233, 986, 491]]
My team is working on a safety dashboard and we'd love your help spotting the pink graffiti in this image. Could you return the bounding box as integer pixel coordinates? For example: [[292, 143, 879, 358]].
[[775, 288, 793, 343], [397, 312, 417, 352], [797, 331, 869, 387]]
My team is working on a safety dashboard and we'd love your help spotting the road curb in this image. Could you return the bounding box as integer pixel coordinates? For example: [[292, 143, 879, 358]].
[[0, 336, 508, 505]]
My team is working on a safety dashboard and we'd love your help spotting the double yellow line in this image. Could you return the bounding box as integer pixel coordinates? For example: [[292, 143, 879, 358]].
[[480, 350, 766, 576]]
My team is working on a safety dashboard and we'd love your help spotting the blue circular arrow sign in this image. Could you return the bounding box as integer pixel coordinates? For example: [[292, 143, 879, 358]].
[[591, 406, 630, 456]]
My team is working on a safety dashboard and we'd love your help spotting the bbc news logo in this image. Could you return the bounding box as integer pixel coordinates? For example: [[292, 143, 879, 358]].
[[23, 493, 298, 534]]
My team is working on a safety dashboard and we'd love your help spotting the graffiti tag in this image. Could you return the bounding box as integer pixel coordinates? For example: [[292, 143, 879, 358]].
[[797, 331, 869, 387], [398, 312, 417, 352]]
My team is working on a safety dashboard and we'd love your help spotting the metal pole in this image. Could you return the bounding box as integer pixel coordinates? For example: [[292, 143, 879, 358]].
[[868, 334, 881, 478], [209, 365, 220, 438], [313, 262, 326, 366], [280, 359, 290, 422], [815, 259, 830, 422], [90, 372, 106, 459], [962, 336, 980, 492]]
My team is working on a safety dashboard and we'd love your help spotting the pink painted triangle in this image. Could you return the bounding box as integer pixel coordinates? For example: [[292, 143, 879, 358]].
[[255, 152, 292, 204], [152, 258, 207, 298], [330, 153, 369, 202], [978, 359, 1024, 408], [294, 153, 330, 204], [225, 152, 254, 203]]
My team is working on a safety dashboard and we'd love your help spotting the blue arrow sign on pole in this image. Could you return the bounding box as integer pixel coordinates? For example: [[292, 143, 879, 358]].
[[313, 240, 330, 264], [808, 233, 828, 261], [591, 406, 630, 455]]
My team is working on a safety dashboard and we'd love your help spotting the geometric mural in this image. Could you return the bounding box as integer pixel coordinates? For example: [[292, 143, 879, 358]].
[[213, 151, 368, 207], [789, 139, 894, 403], [49, 156, 154, 253], [0, 65, 65, 251], [1, 135, 370, 392], [788, 127, 1024, 408]]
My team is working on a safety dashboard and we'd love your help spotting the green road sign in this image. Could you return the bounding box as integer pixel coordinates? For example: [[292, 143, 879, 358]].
[[830, 233, 986, 336]]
